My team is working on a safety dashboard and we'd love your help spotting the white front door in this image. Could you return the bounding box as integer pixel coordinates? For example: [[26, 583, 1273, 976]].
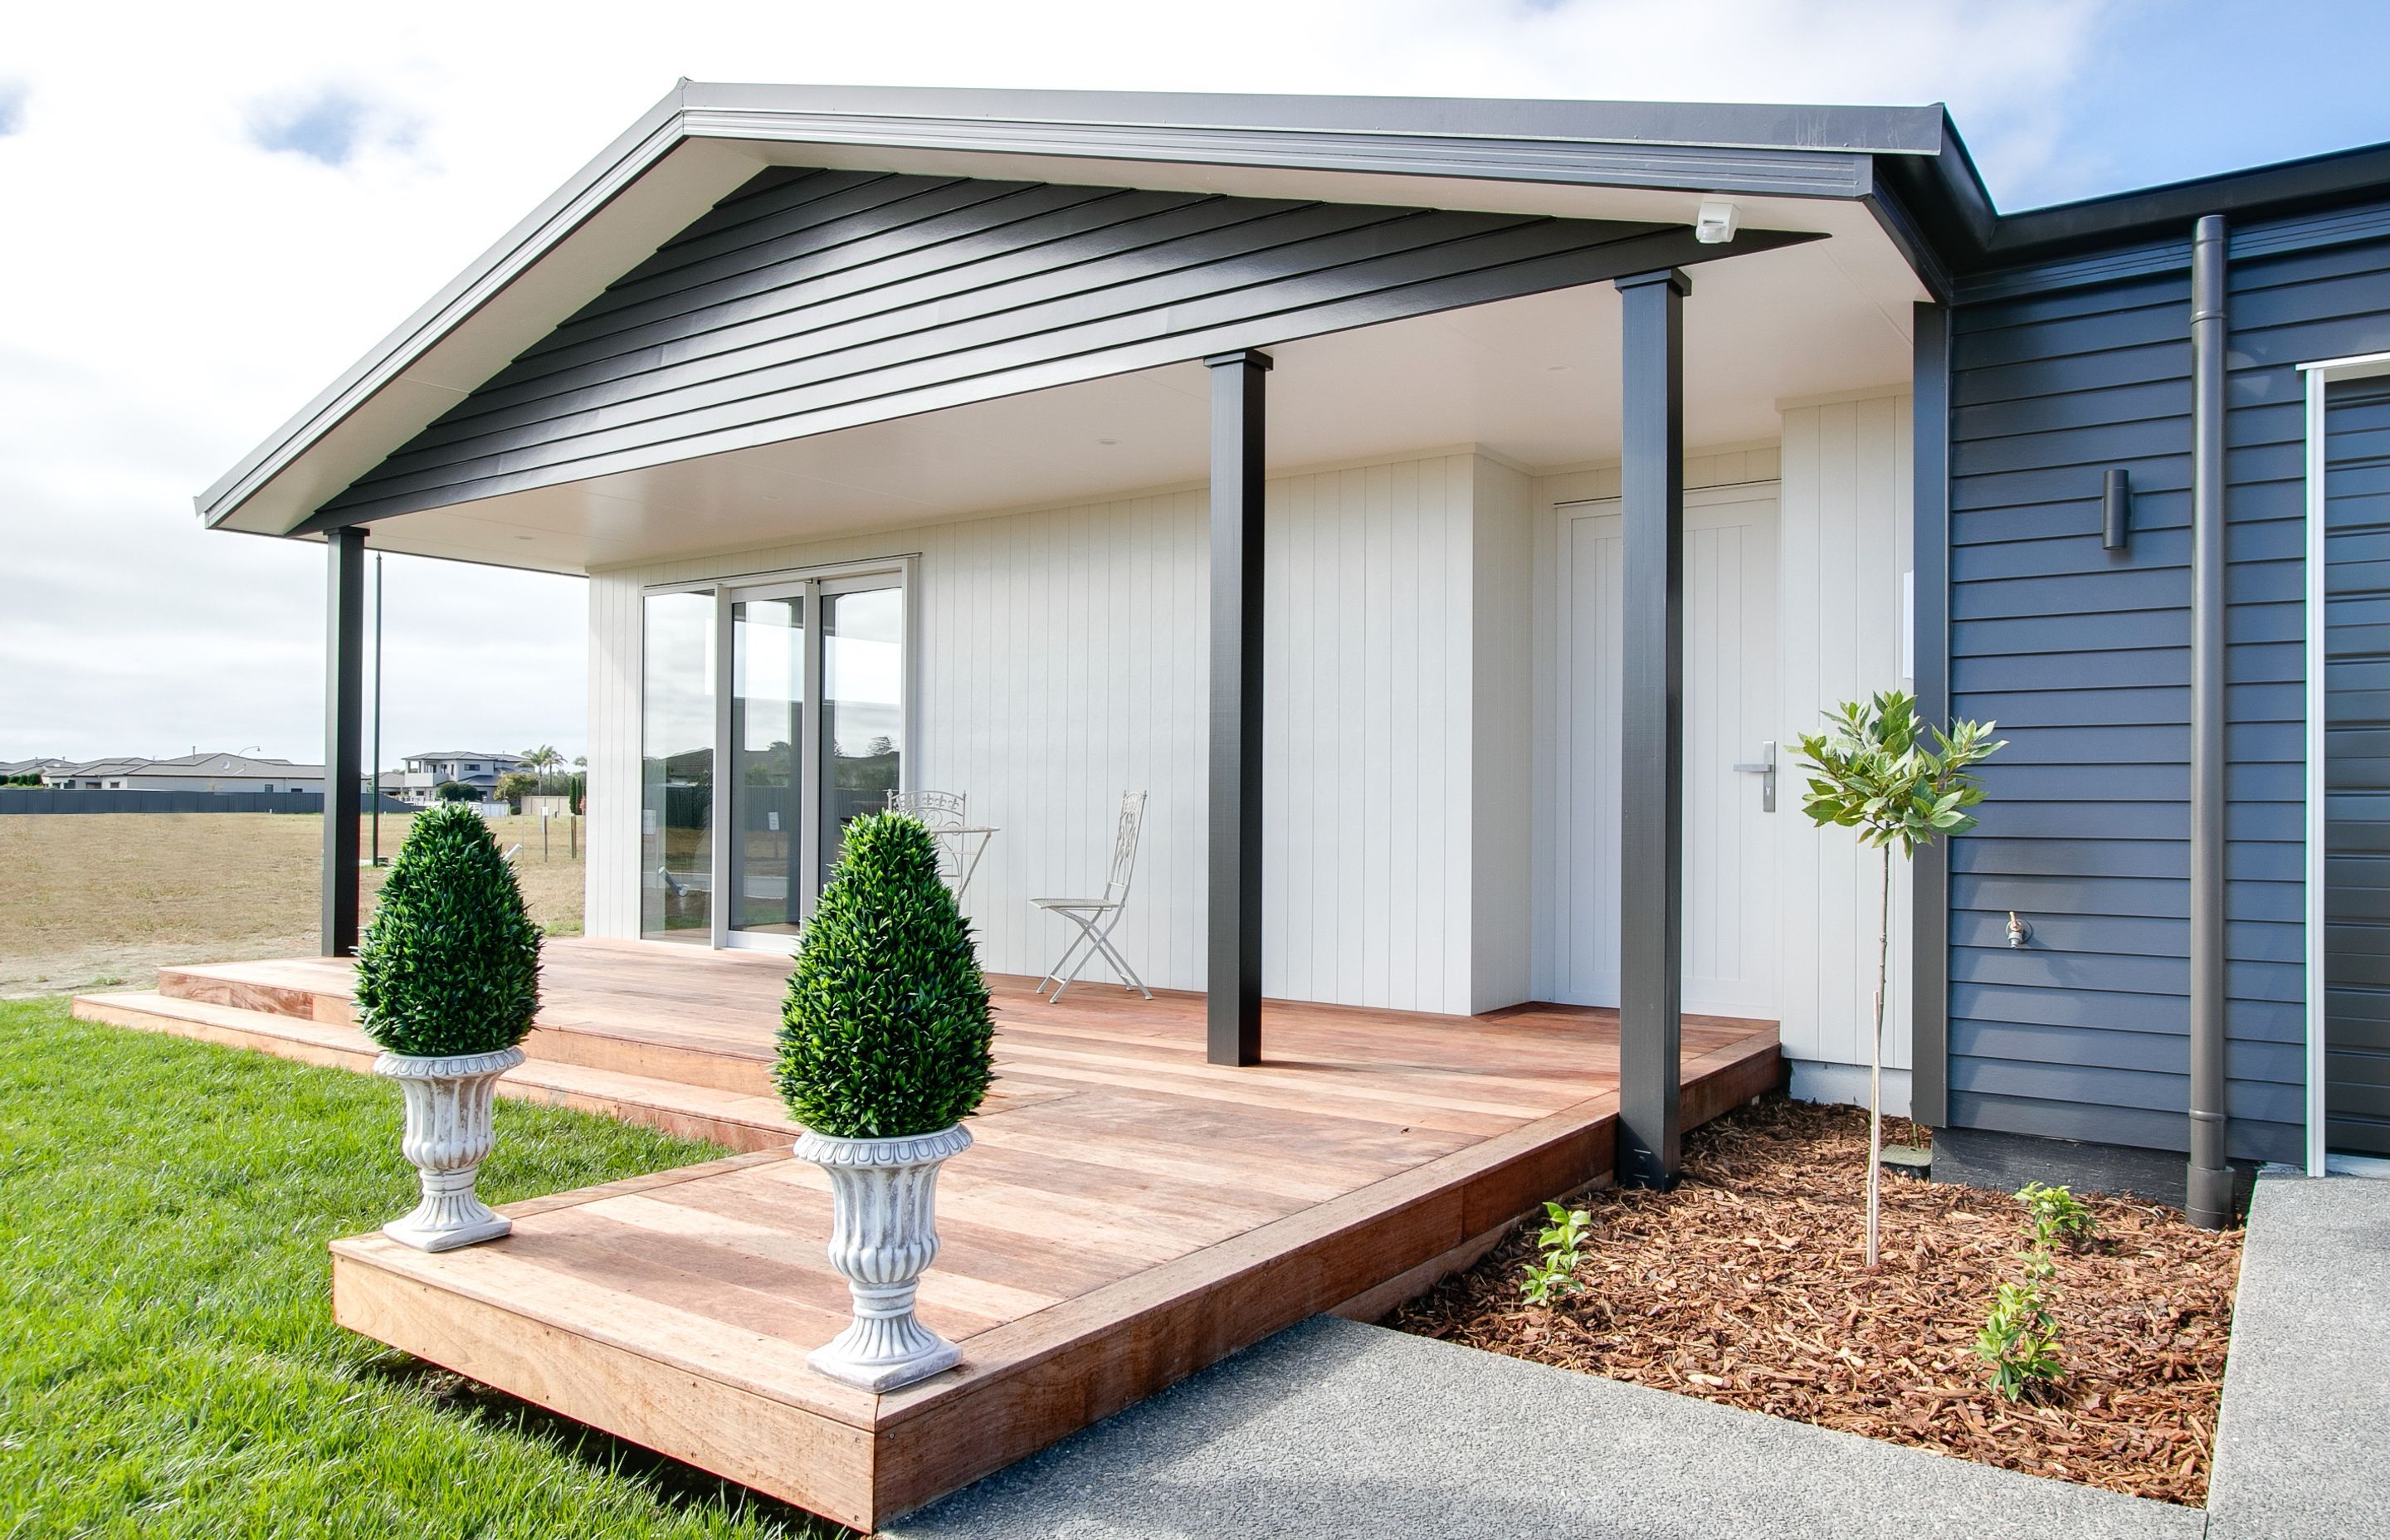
[[1554, 485, 1782, 1018]]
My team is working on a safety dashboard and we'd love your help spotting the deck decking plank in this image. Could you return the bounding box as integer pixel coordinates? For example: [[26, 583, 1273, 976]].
[[116, 938, 1783, 1531]]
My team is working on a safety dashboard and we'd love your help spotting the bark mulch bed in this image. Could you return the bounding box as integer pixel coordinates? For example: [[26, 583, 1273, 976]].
[[1389, 1096, 2244, 1505]]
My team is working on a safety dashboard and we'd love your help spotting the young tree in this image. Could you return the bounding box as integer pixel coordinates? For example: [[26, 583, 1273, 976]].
[[1795, 691, 2002, 1270]]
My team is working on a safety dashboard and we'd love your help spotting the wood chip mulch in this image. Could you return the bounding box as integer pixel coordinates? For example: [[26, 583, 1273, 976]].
[[1388, 1096, 2243, 1505]]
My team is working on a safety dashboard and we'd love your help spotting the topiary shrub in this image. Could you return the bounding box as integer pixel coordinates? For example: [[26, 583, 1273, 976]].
[[776, 812, 994, 1139], [355, 802, 542, 1057]]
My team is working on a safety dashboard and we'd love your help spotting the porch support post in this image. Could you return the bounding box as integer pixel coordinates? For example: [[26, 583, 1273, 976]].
[[1206, 347, 1271, 1066], [1615, 269, 1689, 1189], [323, 525, 367, 957]]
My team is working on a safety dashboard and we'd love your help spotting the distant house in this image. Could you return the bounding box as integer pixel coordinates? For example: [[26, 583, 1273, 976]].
[[43, 752, 325, 794], [397, 750, 529, 804], [2, 756, 73, 782]]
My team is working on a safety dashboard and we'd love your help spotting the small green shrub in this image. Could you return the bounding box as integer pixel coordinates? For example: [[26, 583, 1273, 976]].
[[435, 780, 477, 803], [1519, 1200, 1593, 1305], [1974, 1279, 2063, 1400], [354, 802, 542, 1057], [775, 812, 993, 1139], [2017, 1180, 2096, 1251]]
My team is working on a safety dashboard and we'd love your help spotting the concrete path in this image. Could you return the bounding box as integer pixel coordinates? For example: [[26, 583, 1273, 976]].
[[886, 1316, 2200, 1539], [2205, 1173, 2390, 1538]]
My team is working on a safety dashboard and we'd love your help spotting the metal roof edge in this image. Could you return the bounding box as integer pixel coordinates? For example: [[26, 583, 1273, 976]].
[[196, 83, 695, 529], [676, 82, 1952, 156]]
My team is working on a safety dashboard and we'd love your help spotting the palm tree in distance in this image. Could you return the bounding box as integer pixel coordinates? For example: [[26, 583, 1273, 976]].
[[520, 744, 564, 792]]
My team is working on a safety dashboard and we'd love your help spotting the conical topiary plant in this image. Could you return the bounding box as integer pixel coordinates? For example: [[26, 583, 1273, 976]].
[[355, 801, 543, 1057], [776, 811, 994, 1138]]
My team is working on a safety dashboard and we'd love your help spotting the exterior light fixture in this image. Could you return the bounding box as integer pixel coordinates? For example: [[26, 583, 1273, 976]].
[[2103, 467, 2132, 550], [1694, 201, 1740, 244]]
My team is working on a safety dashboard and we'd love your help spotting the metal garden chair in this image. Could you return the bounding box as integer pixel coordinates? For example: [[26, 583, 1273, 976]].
[[1032, 792, 1151, 1001], [885, 788, 993, 897]]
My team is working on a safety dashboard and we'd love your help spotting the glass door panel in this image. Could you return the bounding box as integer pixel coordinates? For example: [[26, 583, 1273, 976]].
[[639, 590, 715, 941], [730, 594, 805, 935], [819, 584, 905, 889]]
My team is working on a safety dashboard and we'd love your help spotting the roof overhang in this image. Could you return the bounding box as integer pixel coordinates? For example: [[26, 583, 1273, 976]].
[[198, 82, 1959, 543]]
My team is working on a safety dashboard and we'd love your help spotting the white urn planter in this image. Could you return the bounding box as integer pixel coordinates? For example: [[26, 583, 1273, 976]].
[[376, 1046, 525, 1252], [798, 1123, 973, 1391]]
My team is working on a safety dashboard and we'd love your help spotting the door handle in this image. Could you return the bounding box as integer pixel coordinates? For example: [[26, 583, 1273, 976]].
[[1732, 740, 1776, 812]]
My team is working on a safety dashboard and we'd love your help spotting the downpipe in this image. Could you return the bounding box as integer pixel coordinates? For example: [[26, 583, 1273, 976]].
[[2187, 214, 2233, 1230]]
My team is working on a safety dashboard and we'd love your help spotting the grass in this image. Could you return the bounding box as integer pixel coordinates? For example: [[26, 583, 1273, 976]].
[[0, 813, 585, 997], [0, 998, 842, 1538]]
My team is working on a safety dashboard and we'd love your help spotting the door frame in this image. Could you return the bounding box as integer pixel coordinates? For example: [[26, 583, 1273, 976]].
[[640, 553, 919, 956], [2301, 351, 2390, 1172], [1551, 479, 1783, 1016]]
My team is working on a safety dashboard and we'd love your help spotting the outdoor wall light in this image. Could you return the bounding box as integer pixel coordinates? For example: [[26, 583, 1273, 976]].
[[2103, 467, 2133, 551], [1694, 201, 1740, 244]]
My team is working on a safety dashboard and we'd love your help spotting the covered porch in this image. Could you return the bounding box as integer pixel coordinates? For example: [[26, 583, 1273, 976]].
[[178, 82, 1949, 1530], [76, 937, 1778, 1530]]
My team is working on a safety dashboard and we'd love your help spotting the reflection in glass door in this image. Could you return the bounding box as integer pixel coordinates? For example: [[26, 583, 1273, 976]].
[[730, 594, 805, 935], [819, 583, 905, 891]]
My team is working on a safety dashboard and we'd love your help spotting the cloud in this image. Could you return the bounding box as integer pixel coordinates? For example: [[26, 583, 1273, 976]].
[[245, 86, 412, 167], [0, 0, 2301, 768]]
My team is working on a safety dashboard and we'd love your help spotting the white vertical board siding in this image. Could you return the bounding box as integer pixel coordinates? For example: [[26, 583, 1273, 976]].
[[1262, 453, 1488, 1013], [585, 450, 1500, 1014], [1776, 394, 1915, 1077], [1471, 457, 1535, 1011], [584, 570, 643, 942]]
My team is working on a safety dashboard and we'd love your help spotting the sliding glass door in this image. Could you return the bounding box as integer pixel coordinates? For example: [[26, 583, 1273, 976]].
[[818, 581, 905, 892], [641, 565, 907, 949], [730, 591, 807, 936]]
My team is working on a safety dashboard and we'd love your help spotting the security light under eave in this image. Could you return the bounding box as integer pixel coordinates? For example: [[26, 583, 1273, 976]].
[[1695, 201, 1739, 244]]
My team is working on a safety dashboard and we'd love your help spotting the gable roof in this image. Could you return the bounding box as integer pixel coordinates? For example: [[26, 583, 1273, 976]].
[[195, 84, 1953, 542], [197, 81, 2390, 545]]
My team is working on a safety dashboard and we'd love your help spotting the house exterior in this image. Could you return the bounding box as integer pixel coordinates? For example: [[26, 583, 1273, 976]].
[[41, 751, 325, 793], [196, 82, 2390, 1221], [0, 756, 71, 782], [396, 749, 529, 803]]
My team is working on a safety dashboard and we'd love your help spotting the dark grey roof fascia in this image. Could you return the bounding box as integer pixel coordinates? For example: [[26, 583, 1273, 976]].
[[1881, 118, 2390, 278], [676, 82, 1952, 155], [1983, 138, 2390, 262], [195, 84, 1945, 533]]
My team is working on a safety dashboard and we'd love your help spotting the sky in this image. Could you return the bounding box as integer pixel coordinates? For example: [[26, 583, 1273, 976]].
[[2, 0, 2386, 769]]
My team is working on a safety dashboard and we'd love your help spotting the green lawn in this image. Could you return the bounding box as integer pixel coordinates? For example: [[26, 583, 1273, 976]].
[[0, 998, 842, 1538]]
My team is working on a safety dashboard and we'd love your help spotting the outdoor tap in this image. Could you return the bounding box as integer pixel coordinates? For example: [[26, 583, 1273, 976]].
[[2007, 912, 2032, 949]]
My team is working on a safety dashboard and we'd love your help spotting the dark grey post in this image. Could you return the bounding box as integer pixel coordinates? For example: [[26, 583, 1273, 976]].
[[323, 526, 367, 956], [2187, 216, 2231, 1228], [1206, 348, 1271, 1067], [1910, 302, 1953, 1128], [1615, 269, 1688, 1188]]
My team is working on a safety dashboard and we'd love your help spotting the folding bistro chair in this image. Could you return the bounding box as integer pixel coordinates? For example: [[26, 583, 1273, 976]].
[[1032, 792, 1151, 1001], [885, 788, 983, 894]]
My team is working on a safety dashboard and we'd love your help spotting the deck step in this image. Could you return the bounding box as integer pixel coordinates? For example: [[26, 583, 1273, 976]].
[[524, 1021, 776, 1098], [159, 961, 357, 1025], [71, 992, 798, 1153], [76, 990, 379, 1070]]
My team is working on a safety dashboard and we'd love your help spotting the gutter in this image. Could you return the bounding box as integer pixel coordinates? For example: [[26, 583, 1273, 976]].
[[2187, 213, 2232, 1229]]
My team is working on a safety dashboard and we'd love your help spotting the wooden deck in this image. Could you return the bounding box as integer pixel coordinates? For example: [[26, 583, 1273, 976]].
[[76, 939, 1780, 1531]]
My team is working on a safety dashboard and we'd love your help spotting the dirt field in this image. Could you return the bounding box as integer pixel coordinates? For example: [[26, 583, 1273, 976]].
[[0, 812, 586, 997]]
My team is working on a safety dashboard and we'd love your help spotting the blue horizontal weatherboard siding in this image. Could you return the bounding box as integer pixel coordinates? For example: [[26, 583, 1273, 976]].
[[1943, 198, 2390, 1166]]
